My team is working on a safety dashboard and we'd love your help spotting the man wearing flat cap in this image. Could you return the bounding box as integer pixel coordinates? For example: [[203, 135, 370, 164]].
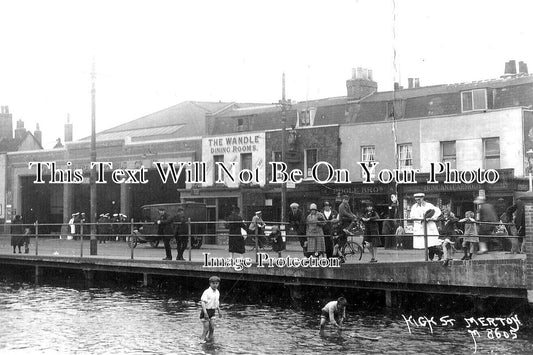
[[410, 193, 442, 258], [287, 202, 306, 255]]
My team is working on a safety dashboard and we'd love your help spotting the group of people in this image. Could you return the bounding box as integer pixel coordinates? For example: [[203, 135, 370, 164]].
[[156, 207, 189, 261], [409, 192, 526, 266], [198, 275, 347, 342], [287, 195, 382, 262]]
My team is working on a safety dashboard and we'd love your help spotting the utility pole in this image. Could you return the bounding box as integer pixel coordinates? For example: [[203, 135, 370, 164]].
[[90, 59, 98, 255], [280, 73, 289, 223]]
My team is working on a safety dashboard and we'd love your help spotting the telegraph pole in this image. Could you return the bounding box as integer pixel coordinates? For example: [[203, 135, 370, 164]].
[[90, 59, 98, 255], [280, 73, 288, 223]]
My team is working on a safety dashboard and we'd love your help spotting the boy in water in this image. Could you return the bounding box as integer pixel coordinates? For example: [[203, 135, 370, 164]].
[[200, 276, 222, 341], [320, 297, 347, 333]]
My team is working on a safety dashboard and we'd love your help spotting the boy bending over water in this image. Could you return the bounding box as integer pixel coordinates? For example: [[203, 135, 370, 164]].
[[320, 297, 347, 333], [200, 276, 222, 341]]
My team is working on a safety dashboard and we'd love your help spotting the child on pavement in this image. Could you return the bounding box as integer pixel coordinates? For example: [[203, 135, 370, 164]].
[[200, 276, 222, 341]]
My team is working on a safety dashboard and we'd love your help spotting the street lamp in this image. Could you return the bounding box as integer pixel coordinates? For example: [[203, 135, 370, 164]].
[[527, 149, 533, 192]]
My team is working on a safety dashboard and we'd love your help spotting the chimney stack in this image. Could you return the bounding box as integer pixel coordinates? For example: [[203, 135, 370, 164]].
[[0, 105, 13, 140], [519, 61, 529, 74], [34, 123, 42, 146], [504, 60, 517, 75], [414, 78, 420, 88], [394, 82, 400, 91], [64, 114, 73, 142], [346, 67, 377, 100], [408, 78, 414, 89], [14, 119, 26, 140]]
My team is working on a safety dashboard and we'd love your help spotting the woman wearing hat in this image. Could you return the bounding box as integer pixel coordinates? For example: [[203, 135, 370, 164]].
[[306, 203, 327, 257]]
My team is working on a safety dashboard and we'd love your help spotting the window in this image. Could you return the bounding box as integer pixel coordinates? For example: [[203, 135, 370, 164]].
[[361, 146, 376, 179], [441, 141, 456, 169], [241, 153, 252, 171], [398, 144, 413, 170], [483, 138, 500, 169], [213, 155, 224, 183], [461, 89, 487, 112], [272, 151, 283, 181], [237, 117, 250, 132], [304, 149, 318, 177], [299, 110, 311, 126]]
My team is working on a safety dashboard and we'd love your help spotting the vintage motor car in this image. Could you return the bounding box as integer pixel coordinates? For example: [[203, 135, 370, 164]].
[[129, 202, 206, 249]]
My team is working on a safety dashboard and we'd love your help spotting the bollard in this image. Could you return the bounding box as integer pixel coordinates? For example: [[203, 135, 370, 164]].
[[255, 225, 259, 263], [130, 218, 135, 260], [423, 219, 428, 261], [517, 192, 533, 306], [187, 218, 192, 261], [35, 221, 39, 256], [80, 223, 84, 257]]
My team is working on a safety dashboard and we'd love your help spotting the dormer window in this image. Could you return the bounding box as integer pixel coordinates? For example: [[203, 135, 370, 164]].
[[297, 108, 316, 127], [237, 117, 250, 132], [461, 89, 487, 112]]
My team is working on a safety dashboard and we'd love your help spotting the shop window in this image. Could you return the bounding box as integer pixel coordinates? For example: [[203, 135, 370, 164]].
[[461, 89, 487, 112], [304, 149, 318, 177], [272, 151, 283, 181], [213, 155, 224, 183], [398, 144, 413, 170], [483, 137, 500, 169], [441, 141, 456, 169]]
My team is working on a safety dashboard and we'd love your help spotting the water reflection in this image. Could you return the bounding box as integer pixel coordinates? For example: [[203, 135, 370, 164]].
[[0, 282, 532, 354]]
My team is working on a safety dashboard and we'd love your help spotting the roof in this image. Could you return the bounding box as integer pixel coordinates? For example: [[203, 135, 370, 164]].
[[0, 131, 43, 153], [85, 101, 238, 142], [361, 74, 533, 102]]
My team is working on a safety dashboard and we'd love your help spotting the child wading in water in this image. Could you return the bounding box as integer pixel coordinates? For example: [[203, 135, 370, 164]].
[[200, 276, 222, 341], [320, 297, 347, 334]]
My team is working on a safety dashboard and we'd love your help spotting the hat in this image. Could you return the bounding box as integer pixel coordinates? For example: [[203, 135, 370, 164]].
[[424, 209, 435, 219], [323, 201, 330, 206], [209, 276, 221, 283], [474, 196, 486, 204], [414, 193, 425, 198], [289, 202, 299, 208], [342, 195, 350, 200], [255, 210, 262, 214], [309, 203, 318, 210]]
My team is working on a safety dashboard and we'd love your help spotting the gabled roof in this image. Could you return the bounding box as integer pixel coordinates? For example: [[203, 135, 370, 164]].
[[0, 131, 43, 153]]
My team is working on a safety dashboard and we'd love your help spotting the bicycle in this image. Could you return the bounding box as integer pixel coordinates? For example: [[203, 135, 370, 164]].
[[340, 240, 364, 261], [246, 235, 273, 252]]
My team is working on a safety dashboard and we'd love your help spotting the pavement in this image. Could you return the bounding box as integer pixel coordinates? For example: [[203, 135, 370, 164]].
[[0, 236, 525, 264]]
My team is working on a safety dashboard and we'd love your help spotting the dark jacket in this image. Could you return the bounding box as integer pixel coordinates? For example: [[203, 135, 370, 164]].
[[362, 210, 380, 235], [322, 209, 338, 236], [287, 208, 305, 235], [506, 200, 525, 236], [171, 214, 188, 237], [156, 212, 173, 236]]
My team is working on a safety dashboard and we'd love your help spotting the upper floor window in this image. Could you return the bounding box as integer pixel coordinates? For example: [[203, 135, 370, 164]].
[[361, 145, 376, 178], [441, 141, 456, 169], [241, 153, 252, 171], [237, 117, 250, 132], [398, 144, 413, 170], [483, 137, 500, 170], [297, 108, 316, 127], [461, 89, 487, 112], [213, 155, 224, 183], [304, 149, 318, 177]]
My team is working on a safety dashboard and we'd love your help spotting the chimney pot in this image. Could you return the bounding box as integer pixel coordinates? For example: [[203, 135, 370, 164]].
[[519, 61, 529, 74], [504, 60, 517, 75]]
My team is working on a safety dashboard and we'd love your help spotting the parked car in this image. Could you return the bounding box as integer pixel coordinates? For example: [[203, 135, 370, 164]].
[[129, 202, 206, 249]]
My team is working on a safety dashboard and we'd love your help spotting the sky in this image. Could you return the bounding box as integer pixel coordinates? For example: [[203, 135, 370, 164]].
[[0, 0, 532, 148]]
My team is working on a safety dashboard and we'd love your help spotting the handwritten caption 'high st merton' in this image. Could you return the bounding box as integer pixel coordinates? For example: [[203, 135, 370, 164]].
[[27, 161, 500, 185], [402, 314, 522, 353]]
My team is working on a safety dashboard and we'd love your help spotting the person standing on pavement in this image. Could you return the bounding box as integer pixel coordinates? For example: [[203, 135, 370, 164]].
[[288, 202, 307, 256], [475, 196, 498, 254], [306, 203, 326, 257], [409, 193, 442, 260], [361, 201, 379, 263], [156, 208, 174, 260], [321, 201, 338, 258], [173, 207, 188, 261], [226, 206, 247, 257]]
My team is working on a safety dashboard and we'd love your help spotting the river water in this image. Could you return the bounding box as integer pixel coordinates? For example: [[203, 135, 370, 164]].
[[0, 281, 532, 355]]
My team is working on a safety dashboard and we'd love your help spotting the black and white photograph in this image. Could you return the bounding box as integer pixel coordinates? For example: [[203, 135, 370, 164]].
[[1, 0, 533, 354]]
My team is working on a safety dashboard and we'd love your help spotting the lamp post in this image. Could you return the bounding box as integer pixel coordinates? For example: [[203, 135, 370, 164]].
[[90, 60, 98, 255], [280, 73, 287, 223], [527, 149, 533, 192]]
